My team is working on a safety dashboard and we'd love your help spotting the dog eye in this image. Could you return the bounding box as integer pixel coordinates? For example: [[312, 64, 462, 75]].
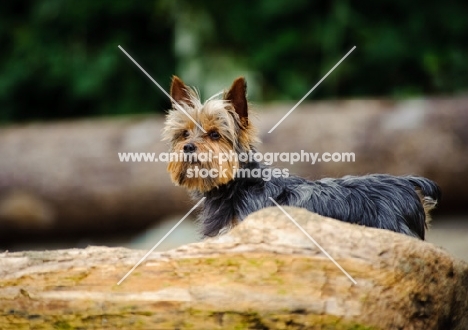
[[209, 131, 220, 140], [182, 130, 190, 138]]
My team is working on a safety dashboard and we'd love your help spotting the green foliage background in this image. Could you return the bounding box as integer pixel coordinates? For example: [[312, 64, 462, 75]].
[[1, 0, 467, 123]]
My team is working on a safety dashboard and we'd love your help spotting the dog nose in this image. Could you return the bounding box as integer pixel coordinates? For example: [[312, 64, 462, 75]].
[[183, 143, 197, 153]]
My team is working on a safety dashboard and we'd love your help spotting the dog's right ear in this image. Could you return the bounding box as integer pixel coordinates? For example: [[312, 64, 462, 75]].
[[225, 77, 248, 126], [170, 76, 193, 108]]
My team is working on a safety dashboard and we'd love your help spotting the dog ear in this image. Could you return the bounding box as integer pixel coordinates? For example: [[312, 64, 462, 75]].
[[170, 76, 193, 108], [225, 77, 248, 124]]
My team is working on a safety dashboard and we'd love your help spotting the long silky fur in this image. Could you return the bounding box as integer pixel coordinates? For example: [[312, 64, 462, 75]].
[[195, 162, 441, 239], [164, 77, 441, 240]]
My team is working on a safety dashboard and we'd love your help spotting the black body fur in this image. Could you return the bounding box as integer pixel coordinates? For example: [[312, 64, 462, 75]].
[[195, 162, 441, 239], [166, 76, 441, 241]]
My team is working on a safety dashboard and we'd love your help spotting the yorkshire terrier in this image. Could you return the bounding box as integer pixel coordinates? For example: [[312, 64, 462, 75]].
[[163, 76, 441, 240]]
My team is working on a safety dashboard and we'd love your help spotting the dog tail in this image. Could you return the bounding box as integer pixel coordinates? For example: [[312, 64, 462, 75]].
[[407, 177, 441, 226]]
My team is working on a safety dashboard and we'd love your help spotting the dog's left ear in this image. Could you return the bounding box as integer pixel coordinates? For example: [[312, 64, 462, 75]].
[[170, 76, 194, 108], [225, 77, 248, 125]]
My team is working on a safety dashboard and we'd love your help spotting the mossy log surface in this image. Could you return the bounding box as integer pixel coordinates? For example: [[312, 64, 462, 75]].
[[1, 207, 467, 329]]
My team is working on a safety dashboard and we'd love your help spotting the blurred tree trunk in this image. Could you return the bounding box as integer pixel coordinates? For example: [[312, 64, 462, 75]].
[[257, 97, 468, 212], [0, 117, 188, 239], [0, 97, 467, 239]]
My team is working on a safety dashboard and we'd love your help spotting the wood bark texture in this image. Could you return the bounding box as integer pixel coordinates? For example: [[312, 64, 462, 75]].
[[1, 207, 467, 329]]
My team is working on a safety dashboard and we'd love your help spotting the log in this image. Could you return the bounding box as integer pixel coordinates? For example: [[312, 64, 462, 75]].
[[256, 97, 468, 213], [1, 207, 467, 329], [1, 97, 467, 238], [0, 116, 189, 239]]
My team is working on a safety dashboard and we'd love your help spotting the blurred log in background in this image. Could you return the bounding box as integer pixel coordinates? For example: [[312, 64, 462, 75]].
[[0, 97, 467, 253]]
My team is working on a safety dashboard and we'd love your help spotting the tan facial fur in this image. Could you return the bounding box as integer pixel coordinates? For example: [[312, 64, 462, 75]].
[[163, 76, 258, 192]]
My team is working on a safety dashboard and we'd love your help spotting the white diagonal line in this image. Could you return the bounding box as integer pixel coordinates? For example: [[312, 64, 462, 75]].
[[268, 46, 356, 133], [117, 197, 206, 285], [269, 197, 357, 285], [118, 45, 206, 133]]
